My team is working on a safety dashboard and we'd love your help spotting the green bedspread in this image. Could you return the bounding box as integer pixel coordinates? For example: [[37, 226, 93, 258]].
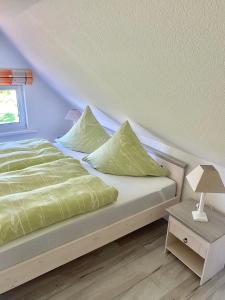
[[0, 139, 118, 246], [0, 138, 65, 174]]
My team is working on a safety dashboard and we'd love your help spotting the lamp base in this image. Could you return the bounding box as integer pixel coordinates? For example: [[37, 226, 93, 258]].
[[192, 210, 208, 222]]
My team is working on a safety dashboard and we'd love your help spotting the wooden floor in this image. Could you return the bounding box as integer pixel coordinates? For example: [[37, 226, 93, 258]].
[[1, 219, 225, 300]]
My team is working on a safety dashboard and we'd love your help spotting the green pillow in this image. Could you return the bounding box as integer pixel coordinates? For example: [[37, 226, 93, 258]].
[[56, 106, 110, 153], [83, 121, 168, 177]]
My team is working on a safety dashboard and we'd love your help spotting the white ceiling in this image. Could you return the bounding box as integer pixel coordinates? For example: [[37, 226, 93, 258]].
[[0, 0, 225, 166]]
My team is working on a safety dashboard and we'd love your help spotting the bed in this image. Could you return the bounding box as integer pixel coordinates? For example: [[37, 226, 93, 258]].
[[0, 139, 186, 293]]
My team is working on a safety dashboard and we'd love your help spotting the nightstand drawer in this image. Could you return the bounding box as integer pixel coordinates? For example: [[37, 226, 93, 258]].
[[169, 216, 209, 258]]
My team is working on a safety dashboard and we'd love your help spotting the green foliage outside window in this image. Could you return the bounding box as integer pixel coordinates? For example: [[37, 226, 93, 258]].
[[0, 89, 19, 124], [0, 113, 16, 124]]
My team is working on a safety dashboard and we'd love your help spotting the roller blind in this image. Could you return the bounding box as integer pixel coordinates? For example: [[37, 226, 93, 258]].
[[0, 69, 33, 85]]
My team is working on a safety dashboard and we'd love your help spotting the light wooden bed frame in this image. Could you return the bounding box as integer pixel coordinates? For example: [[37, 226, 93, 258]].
[[0, 144, 187, 294]]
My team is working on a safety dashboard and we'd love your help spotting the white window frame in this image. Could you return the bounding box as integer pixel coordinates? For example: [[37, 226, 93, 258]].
[[0, 85, 28, 133]]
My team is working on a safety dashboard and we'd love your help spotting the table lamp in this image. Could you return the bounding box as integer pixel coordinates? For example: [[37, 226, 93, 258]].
[[65, 109, 82, 123], [186, 165, 225, 222]]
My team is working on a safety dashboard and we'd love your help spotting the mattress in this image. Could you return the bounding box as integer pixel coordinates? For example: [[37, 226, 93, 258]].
[[0, 144, 176, 271]]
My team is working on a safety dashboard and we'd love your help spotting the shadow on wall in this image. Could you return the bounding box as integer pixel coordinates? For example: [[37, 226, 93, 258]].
[[89, 105, 225, 215]]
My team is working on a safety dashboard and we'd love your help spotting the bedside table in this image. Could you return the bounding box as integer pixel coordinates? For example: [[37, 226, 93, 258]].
[[165, 198, 225, 285]]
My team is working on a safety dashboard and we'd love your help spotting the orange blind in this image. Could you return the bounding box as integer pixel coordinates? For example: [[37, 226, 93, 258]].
[[0, 69, 33, 85]]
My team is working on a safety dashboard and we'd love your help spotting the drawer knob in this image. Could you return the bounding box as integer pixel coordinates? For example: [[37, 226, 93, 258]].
[[183, 238, 188, 244]]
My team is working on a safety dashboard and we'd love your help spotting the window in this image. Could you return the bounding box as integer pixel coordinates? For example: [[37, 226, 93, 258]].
[[0, 86, 27, 133]]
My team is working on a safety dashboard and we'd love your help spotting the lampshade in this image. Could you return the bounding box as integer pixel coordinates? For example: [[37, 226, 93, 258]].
[[186, 165, 225, 193], [65, 109, 82, 122]]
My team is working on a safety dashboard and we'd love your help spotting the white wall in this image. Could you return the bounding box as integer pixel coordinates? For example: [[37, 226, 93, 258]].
[[0, 1, 225, 214], [0, 32, 71, 142], [0, 0, 224, 166]]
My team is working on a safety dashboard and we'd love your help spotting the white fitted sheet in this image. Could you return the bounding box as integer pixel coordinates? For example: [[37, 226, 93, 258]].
[[0, 144, 176, 271]]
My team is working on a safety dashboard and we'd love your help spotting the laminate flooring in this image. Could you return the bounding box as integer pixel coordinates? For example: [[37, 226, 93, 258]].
[[1, 219, 225, 300]]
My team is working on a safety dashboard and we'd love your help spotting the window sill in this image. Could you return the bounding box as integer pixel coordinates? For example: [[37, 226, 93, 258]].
[[0, 129, 38, 138]]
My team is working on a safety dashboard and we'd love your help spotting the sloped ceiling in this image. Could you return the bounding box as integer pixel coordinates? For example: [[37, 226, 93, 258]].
[[0, 0, 225, 166]]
